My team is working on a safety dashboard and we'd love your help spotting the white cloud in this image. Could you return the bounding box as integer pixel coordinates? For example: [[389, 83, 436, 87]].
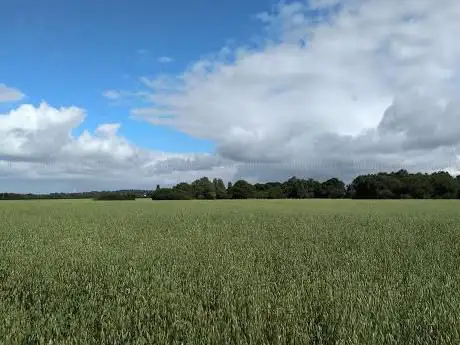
[[158, 56, 174, 63], [102, 90, 122, 100], [0, 103, 235, 192], [102, 89, 150, 103], [131, 0, 460, 181], [0, 84, 25, 102]]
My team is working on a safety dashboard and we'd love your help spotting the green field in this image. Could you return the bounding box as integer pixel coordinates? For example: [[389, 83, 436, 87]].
[[1, 199, 460, 344]]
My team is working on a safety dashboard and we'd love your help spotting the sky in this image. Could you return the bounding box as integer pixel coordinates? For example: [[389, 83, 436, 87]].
[[1, 0, 460, 193]]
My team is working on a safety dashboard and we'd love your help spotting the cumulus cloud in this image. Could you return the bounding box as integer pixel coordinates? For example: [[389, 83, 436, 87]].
[[0, 84, 25, 102], [0, 103, 235, 192], [131, 0, 460, 181]]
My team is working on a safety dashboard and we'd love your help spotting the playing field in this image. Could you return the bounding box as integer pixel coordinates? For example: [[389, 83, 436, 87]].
[[1, 199, 460, 344]]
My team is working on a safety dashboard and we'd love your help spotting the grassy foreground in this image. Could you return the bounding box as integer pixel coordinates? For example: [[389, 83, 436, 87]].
[[1, 199, 460, 344]]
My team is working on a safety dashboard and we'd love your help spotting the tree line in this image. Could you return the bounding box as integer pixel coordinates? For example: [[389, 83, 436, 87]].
[[0, 190, 149, 200], [151, 170, 460, 200], [2, 169, 460, 200]]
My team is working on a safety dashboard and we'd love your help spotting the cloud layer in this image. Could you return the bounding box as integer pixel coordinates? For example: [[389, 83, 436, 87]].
[[4, 0, 460, 191], [0, 103, 234, 192], [132, 0, 460, 181]]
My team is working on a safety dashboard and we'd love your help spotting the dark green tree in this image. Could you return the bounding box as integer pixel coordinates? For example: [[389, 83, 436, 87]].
[[229, 180, 255, 199], [267, 185, 284, 199], [319, 178, 346, 198], [430, 171, 458, 199], [151, 188, 192, 200], [192, 177, 216, 199], [213, 178, 228, 199], [173, 182, 194, 198]]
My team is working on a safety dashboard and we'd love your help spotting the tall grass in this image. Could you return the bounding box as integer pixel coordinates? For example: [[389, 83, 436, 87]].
[[1, 199, 460, 344]]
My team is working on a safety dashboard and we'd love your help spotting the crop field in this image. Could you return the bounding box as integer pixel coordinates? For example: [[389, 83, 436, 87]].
[[1, 199, 460, 344]]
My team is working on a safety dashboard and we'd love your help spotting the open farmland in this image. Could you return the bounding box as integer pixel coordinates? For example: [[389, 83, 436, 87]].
[[1, 199, 460, 344]]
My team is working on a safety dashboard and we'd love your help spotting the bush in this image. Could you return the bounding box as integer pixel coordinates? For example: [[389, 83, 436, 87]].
[[93, 193, 136, 201], [151, 188, 193, 200]]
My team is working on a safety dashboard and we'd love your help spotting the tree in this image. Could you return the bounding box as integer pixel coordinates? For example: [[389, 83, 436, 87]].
[[349, 174, 391, 199], [349, 170, 458, 199], [430, 171, 458, 199], [173, 182, 194, 198], [191, 177, 216, 199], [213, 178, 228, 199], [253, 182, 281, 199], [400, 173, 432, 199], [151, 188, 192, 200], [229, 180, 255, 199], [319, 178, 346, 198], [267, 185, 284, 199], [94, 192, 136, 201], [282, 177, 308, 198]]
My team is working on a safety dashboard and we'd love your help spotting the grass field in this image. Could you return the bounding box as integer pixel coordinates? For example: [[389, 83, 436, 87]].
[[1, 199, 460, 344]]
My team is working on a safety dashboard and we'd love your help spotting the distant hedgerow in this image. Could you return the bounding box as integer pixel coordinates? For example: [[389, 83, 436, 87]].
[[93, 193, 136, 201]]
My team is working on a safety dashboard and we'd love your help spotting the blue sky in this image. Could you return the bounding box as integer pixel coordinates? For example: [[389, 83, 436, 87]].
[[0, 0, 277, 153]]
